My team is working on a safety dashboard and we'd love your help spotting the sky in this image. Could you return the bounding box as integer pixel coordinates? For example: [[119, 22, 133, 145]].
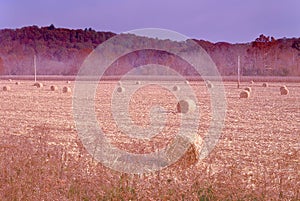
[[0, 0, 300, 43]]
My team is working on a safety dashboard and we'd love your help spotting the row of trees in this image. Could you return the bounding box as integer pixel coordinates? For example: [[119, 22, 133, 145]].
[[0, 26, 299, 76], [0, 25, 115, 75], [196, 34, 300, 76]]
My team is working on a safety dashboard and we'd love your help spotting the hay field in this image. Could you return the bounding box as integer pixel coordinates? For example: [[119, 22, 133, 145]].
[[0, 79, 299, 200]]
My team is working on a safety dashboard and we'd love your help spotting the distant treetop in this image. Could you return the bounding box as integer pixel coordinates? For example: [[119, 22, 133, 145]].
[[255, 34, 276, 43], [48, 24, 56, 30]]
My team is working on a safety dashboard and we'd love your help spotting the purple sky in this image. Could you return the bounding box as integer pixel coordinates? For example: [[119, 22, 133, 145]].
[[1, 0, 299, 43]]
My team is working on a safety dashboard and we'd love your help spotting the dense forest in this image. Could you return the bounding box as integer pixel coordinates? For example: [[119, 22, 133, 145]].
[[0, 25, 115, 75], [196, 35, 300, 76], [0, 25, 299, 76]]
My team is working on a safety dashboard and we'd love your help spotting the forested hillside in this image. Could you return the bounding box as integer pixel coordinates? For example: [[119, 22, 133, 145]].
[[0, 25, 115, 75], [0, 25, 299, 76]]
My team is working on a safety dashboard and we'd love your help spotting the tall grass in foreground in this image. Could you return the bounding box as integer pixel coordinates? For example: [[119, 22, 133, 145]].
[[0, 130, 299, 200]]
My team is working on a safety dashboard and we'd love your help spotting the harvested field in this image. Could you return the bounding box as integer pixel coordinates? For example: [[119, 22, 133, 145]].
[[0, 79, 299, 200]]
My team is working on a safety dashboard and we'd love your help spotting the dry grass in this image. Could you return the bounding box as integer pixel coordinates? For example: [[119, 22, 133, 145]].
[[0, 80, 299, 200]]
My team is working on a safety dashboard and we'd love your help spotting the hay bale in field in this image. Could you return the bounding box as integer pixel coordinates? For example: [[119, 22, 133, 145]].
[[135, 81, 141, 85], [117, 81, 122, 86], [250, 80, 255, 84], [172, 85, 180, 91], [34, 82, 43, 88], [166, 135, 203, 169], [280, 88, 289, 95], [50, 85, 58, 91], [244, 87, 252, 92], [62, 86, 71, 93], [262, 82, 268, 87], [117, 86, 125, 93], [15, 81, 21, 85], [8, 79, 12, 82], [3, 85, 11, 91], [66, 81, 71, 84], [240, 90, 250, 98], [206, 81, 213, 88], [185, 80, 189, 84], [280, 86, 289, 95], [279, 85, 287, 91], [176, 99, 196, 114]]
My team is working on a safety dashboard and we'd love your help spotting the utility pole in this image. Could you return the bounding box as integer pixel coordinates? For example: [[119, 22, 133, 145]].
[[237, 55, 240, 88], [34, 55, 37, 83]]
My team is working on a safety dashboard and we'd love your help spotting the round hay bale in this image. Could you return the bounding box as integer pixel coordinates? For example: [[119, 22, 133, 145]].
[[279, 85, 287, 91], [8, 79, 12, 82], [117, 86, 125, 93], [244, 87, 252, 92], [50, 85, 58, 91], [66, 81, 71, 84], [34, 82, 43, 88], [62, 86, 71, 93], [166, 135, 203, 169], [176, 99, 196, 114], [250, 80, 255, 84], [280, 86, 289, 95], [206, 81, 213, 88], [262, 82, 268, 87], [185, 80, 189, 84], [135, 81, 141, 85], [240, 90, 250, 98], [15, 81, 21, 85], [172, 85, 180, 91], [3, 85, 11, 91], [117, 81, 122, 86]]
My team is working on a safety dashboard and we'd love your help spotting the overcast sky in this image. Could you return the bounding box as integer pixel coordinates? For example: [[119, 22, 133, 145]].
[[0, 0, 299, 43]]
